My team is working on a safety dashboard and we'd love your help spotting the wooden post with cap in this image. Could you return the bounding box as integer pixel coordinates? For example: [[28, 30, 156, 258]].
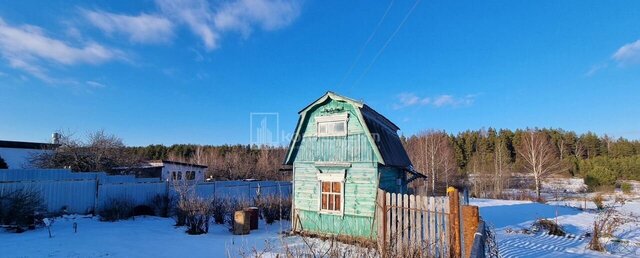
[[448, 186, 462, 258], [462, 205, 479, 258]]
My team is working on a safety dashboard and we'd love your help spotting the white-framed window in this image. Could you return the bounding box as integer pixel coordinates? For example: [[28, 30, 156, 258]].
[[316, 113, 348, 137], [316, 168, 346, 215], [320, 181, 342, 212]]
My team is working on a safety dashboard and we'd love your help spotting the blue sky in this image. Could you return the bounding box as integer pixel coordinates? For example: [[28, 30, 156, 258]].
[[0, 0, 639, 146]]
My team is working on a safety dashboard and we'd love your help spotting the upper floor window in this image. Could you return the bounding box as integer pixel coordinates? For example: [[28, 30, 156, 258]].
[[316, 113, 348, 137]]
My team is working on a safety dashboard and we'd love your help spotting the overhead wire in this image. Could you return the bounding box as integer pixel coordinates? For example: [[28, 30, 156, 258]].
[[337, 0, 396, 88], [350, 0, 422, 89]]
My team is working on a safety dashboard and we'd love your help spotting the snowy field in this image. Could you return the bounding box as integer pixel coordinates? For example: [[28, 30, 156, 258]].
[[0, 215, 372, 258], [473, 196, 640, 258], [0, 216, 297, 257], [2, 196, 639, 257]]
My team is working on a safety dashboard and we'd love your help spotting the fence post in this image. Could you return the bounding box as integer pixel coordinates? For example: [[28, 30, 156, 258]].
[[462, 205, 479, 258], [448, 187, 462, 258], [94, 177, 100, 214], [381, 190, 387, 254]]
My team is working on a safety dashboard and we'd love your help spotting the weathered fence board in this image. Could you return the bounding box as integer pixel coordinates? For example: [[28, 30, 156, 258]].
[[377, 189, 459, 258]]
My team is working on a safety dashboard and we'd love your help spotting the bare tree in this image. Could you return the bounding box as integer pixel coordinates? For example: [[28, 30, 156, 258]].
[[30, 130, 137, 173], [493, 138, 509, 198], [419, 130, 455, 195], [516, 130, 563, 200]]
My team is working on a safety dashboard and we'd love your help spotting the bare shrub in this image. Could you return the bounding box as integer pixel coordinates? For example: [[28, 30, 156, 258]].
[[532, 219, 565, 236], [173, 182, 214, 234], [593, 194, 605, 210], [256, 195, 291, 224], [0, 188, 46, 232], [132, 205, 154, 217], [179, 196, 213, 235], [589, 197, 629, 252], [150, 194, 172, 218], [99, 198, 134, 222], [211, 197, 228, 224], [281, 232, 379, 258]]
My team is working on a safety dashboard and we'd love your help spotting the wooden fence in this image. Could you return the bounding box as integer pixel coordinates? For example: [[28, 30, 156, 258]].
[[377, 188, 473, 258]]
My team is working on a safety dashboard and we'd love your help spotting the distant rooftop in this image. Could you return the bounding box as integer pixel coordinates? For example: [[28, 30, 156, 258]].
[[0, 140, 60, 150], [148, 160, 208, 168]]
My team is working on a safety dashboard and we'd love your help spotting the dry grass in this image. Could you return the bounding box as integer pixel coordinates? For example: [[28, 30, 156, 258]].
[[589, 197, 630, 252]]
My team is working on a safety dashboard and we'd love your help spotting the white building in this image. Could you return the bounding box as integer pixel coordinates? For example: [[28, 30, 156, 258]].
[[147, 160, 207, 182], [0, 138, 59, 169]]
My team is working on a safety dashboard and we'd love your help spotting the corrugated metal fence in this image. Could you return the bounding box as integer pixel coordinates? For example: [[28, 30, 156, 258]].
[[0, 169, 291, 214]]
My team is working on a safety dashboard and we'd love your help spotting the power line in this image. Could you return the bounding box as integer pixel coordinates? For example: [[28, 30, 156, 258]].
[[351, 0, 421, 89], [337, 0, 396, 88]]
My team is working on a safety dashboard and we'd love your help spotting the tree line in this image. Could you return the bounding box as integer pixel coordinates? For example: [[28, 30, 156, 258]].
[[28, 129, 640, 196], [28, 130, 287, 181], [403, 128, 640, 197]]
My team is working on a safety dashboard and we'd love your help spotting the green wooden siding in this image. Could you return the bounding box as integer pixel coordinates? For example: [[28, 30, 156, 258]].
[[295, 134, 378, 163], [296, 210, 375, 238], [291, 98, 382, 238], [294, 163, 378, 217]]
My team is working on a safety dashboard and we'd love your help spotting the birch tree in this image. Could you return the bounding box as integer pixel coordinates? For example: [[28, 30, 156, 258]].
[[516, 130, 563, 200], [419, 130, 455, 195]]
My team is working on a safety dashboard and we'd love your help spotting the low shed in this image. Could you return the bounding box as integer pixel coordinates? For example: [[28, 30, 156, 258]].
[[284, 92, 424, 238]]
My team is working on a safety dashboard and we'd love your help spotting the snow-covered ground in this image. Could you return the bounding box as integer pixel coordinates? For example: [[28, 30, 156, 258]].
[[2, 195, 639, 257], [0, 215, 372, 258], [0, 215, 296, 257], [473, 196, 640, 258]]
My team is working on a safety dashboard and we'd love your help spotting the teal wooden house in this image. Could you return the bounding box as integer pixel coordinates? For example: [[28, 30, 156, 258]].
[[284, 92, 425, 238]]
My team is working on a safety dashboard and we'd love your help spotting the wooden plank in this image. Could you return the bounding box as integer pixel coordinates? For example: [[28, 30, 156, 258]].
[[385, 192, 390, 247], [409, 194, 415, 253], [376, 189, 383, 250], [429, 196, 436, 256], [397, 194, 405, 256], [414, 194, 421, 255], [441, 197, 448, 258], [422, 196, 429, 256], [392, 192, 398, 254]]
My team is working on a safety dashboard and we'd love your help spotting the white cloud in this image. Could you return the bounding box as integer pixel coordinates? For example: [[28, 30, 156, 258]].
[[86, 80, 106, 88], [156, 0, 300, 50], [83, 10, 174, 44], [214, 0, 301, 36], [612, 39, 640, 65], [0, 17, 121, 82], [585, 63, 608, 77], [394, 93, 476, 109], [157, 0, 219, 49]]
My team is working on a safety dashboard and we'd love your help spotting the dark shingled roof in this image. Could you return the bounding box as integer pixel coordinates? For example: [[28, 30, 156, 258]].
[[360, 105, 412, 168]]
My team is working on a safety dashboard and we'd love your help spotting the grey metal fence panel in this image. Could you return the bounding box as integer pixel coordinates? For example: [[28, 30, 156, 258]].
[[98, 182, 167, 210], [1, 169, 291, 214], [0, 180, 96, 214]]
